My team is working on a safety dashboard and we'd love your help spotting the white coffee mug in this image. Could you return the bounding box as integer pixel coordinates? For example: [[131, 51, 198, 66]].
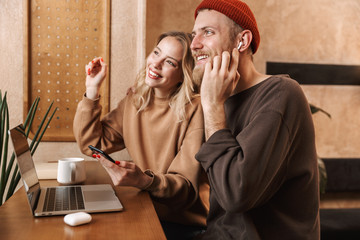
[[57, 158, 86, 185]]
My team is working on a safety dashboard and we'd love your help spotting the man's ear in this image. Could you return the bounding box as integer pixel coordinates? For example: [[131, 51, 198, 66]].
[[236, 30, 253, 52]]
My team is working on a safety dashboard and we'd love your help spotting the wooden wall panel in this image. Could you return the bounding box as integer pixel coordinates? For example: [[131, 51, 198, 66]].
[[24, 0, 110, 141]]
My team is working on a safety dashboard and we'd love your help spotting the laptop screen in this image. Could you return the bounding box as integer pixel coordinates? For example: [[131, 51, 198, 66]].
[[9, 125, 41, 214]]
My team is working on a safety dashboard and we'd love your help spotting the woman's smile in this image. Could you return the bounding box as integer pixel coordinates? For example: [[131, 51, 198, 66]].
[[148, 69, 162, 80]]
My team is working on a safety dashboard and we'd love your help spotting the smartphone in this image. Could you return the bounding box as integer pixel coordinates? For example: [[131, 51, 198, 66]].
[[88, 145, 116, 164]]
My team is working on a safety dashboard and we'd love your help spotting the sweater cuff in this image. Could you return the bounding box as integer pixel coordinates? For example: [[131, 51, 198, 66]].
[[82, 93, 101, 107], [142, 169, 156, 191]]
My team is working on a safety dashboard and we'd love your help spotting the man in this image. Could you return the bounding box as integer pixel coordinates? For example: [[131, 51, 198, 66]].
[[191, 0, 320, 239]]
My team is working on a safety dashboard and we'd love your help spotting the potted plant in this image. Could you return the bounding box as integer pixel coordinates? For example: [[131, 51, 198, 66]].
[[0, 90, 57, 205], [309, 103, 331, 194]]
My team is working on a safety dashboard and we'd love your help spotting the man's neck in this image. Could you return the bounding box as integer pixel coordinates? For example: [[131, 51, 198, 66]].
[[232, 59, 270, 95]]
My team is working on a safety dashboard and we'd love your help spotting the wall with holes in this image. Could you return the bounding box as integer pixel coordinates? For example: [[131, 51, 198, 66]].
[[24, 0, 110, 141], [1, 0, 145, 162]]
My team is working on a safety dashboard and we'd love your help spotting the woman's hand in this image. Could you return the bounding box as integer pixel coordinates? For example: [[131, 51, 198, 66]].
[[95, 155, 152, 189], [85, 57, 107, 100]]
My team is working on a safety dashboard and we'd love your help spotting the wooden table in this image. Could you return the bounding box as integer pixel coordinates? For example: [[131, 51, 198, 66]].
[[0, 161, 166, 240]]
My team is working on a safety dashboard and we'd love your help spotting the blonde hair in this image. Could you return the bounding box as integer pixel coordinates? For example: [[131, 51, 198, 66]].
[[132, 31, 199, 121]]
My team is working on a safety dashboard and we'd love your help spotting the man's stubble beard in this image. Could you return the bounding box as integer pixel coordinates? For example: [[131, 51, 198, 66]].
[[192, 41, 235, 88], [192, 64, 205, 87]]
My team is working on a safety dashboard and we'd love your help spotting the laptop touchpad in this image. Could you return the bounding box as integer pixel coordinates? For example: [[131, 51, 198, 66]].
[[83, 190, 116, 202]]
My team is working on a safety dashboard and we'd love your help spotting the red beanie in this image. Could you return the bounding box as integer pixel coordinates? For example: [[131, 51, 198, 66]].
[[195, 0, 260, 54]]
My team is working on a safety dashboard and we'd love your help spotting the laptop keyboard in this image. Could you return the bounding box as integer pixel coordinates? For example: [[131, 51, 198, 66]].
[[43, 186, 85, 212]]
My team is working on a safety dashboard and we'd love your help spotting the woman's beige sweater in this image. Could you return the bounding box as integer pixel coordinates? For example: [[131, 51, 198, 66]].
[[73, 93, 209, 226]]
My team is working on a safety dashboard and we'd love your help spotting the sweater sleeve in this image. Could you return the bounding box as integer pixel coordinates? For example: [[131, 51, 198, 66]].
[[73, 95, 126, 156], [196, 110, 291, 213], [145, 101, 206, 210]]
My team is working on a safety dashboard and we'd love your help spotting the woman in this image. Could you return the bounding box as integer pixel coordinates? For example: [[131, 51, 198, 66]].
[[73, 31, 209, 239]]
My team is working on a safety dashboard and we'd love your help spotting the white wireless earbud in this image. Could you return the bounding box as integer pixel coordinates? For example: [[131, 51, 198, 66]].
[[237, 41, 243, 50]]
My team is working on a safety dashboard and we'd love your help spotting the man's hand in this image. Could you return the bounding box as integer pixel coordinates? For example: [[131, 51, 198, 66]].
[[200, 48, 240, 139]]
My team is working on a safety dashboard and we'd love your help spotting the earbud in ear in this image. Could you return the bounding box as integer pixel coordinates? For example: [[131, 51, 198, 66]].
[[237, 41, 243, 50]]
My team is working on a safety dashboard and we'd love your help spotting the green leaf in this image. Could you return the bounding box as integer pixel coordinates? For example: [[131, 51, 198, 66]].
[[1, 101, 10, 195], [29, 100, 54, 151], [31, 106, 58, 154], [0, 92, 56, 205], [318, 158, 328, 194], [309, 103, 331, 119], [6, 168, 20, 201], [24, 97, 40, 137], [0, 93, 9, 203]]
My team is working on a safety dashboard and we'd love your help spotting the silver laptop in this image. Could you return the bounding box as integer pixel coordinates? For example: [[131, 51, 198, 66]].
[[9, 124, 123, 217]]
